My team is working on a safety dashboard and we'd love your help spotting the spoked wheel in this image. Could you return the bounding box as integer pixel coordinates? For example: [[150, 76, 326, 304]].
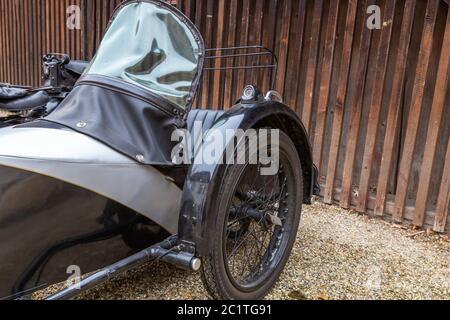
[[201, 131, 303, 300]]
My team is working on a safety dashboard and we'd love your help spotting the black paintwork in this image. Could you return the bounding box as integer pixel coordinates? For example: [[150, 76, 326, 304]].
[[0, 165, 162, 300], [177, 100, 315, 256], [0, 101, 318, 298], [0, 0, 320, 299]]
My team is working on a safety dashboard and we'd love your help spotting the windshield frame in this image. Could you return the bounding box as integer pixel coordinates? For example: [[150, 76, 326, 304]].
[[82, 0, 205, 113]]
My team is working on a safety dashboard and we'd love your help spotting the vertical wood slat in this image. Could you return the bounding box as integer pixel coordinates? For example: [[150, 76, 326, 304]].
[[75, 0, 82, 60], [9, 0, 14, 83], [5, 0, 10, 83], [251, 0, 265, 87], [192, 0, 204, 109], [21, 0, 26, 84], [1, 0, 7, 81], [50, 0, 56, 52], [340, 0, 376, 209], [6, 0, 12, 83], [38, 0, 45, 85], [301, 0, 323, 131], [13, 0, 19, 84], [323, 0, 358, 204], [59, 0, 65, 60], [434, 140, 450, 232], [210, 0, 226, 110], [392, 0, 440, 223], [55, 0, 60, 57], [235, 0, 251, 101], [274, 0, 292, 94], [0, 1, 5, 82], [29, 0, 35, 84], [47, 0, 54, 57], [31, 0, 36, 85], [15, 0, 19, 84], [261, 0, 278, 93], [374, 0, 416, 217], [1, 0, 6, 81], [312, 0, 339, 172], [414, 10, 450, 227], [22, 0, 28, 85], [222, 0, 238, 109], [95, 0, 102, 55], [12, 0, 18, 84], [284, 0, 307, 109], [17, 1, 23, 85], [356, 0, 396, 213], [199, 0, 215, 109]]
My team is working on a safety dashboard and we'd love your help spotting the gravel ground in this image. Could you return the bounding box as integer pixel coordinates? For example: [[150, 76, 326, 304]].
[[35, 202, 450, 300]]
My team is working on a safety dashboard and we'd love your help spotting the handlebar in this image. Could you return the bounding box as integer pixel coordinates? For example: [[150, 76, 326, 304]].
[[43, 53, 71, 66]]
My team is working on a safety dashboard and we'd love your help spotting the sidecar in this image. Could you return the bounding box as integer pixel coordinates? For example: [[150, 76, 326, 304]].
[[0, 0, 318, 300]]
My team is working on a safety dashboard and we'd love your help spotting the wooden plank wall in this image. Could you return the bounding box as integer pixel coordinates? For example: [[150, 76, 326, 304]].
[[0, 0, 449, 233], [0, 0, 124, 86]]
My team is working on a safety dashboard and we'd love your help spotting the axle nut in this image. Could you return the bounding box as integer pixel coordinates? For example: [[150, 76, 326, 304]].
[[190, 258, 202, 272]]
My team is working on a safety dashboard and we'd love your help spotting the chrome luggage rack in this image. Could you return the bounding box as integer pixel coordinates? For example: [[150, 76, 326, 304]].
[[204, 45, 278, 90]]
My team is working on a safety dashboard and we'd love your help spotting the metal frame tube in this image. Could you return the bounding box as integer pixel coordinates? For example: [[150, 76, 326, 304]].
[[46, 236, 201, 300]]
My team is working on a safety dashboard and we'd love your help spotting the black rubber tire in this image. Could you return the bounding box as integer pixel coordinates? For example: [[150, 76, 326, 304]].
[[201, 131, 303, 300]]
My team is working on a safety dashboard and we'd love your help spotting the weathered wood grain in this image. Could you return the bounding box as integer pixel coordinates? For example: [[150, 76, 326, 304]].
[[374, 0, 416, 217], [415, 10, 450, 227], [323, 0, 358, 204], [1, 0, 449, 233], [312, 0, 339, 173], [392, 0, 439, 222]]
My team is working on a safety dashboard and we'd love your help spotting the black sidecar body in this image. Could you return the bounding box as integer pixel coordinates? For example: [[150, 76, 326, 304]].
[[0, 0, 318, 300]]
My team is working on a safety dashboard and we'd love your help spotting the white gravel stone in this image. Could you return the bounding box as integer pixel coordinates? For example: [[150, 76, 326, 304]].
[[34, 202, 450, 300]]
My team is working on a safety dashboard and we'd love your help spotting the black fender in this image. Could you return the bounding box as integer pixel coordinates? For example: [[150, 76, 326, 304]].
[[178, 101, 319, 256]]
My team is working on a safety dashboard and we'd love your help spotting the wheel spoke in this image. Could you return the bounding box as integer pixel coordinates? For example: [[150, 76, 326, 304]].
[[224, 155, 294, 289], [227, 221, 261, 260]]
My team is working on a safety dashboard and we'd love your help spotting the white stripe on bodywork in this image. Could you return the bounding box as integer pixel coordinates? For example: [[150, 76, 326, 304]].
[[0, 126, 181, 234]]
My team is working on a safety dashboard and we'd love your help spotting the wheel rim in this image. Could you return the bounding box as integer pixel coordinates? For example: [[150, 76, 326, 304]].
[[222, 153, 296, 292]]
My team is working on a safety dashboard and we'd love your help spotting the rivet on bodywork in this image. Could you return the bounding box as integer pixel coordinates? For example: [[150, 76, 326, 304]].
[[76, 121, 87, 128], [135, 154, 145, 163]]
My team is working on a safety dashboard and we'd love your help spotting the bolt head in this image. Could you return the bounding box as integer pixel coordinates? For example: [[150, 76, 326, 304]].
[[135, 154, 145, 163]]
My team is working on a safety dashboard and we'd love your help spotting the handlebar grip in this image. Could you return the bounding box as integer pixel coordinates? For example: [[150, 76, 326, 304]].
[[43, 53, 71, 65]]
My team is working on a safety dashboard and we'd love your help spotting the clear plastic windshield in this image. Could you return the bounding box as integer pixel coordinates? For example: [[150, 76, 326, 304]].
[[84, 1, 201, 109]]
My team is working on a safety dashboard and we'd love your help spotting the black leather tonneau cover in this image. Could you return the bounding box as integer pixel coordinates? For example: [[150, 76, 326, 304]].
[[44, 79, 182, 166], [0, 91, 50, 111], [40, 0, 206, 166], [65, 60, 89, 76], [0, 85, 29, 100]]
